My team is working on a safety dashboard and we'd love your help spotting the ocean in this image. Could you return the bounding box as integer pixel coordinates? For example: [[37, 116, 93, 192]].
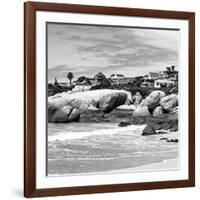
[[48, 122, 179, 176]]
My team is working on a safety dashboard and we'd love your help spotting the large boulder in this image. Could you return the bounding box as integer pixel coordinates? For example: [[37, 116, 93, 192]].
[[118, 121, 131, 127], [49, 105, 80, 123], [140, 90, 166, 107], [152, 106, 163, 117], [68, 108, 80, 121], [70, 99, 89, 113], [132, 105, 151, 117], [99, 92, 127, 113], [48, 89, 130, 122], [142, 126, 156, 136], [48, 89, 131, 107], [160, 94, 178, 112]]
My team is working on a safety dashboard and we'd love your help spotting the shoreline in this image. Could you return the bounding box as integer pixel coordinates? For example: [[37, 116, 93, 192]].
[[48, 158, 179, 177]]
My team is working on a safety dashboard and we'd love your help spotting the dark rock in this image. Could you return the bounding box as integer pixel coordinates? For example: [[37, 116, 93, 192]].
[[142, 126, 156, 136], [50, 106, 73, 123], [79, 110, 105, 123], [160, 137, 168, 140], [68, 108, 80, 122], [79, 109, 133, 123], [160, 94, 178, 112], [152, 106, 163, 117], [48, 104, 57, 121], [118, 121, 131, 127], [167, 139, 179, 143], [120, 113, 178, 136], [169, 125, 178, 132]]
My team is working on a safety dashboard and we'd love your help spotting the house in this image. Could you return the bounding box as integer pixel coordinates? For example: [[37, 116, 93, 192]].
[[110, 74, 125, 85], [94, 72, 106, 85], [144, 71, 168, 80], [146, 72, 159, 80], [110, 74, 135, 85], [93, 72, 111, 87], [168, 71, 178, 81], [154, 79, 175, 88], [163, 66, 178, 81]]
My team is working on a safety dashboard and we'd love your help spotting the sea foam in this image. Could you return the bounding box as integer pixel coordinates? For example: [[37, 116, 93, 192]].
[[48, 124, 146, 142]]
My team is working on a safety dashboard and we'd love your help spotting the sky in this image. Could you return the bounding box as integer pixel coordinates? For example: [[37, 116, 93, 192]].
[[47, 23, 179, 83]]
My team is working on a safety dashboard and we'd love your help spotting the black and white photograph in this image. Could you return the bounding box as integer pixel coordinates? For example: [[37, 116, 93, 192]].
[[47, 23, 180, 176]]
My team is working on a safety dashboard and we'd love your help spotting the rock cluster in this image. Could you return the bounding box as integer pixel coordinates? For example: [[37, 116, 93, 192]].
[[48, 89, 179, 137], [121, 112, 178, 136], [132, 91, 178, 117], [48, 89, 130, 122]]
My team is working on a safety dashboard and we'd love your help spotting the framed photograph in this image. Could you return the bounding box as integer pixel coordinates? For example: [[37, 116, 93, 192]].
[[24, 1, 195, 198]]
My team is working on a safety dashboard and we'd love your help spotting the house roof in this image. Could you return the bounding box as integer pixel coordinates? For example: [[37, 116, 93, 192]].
[[94, 72, 106, 79]]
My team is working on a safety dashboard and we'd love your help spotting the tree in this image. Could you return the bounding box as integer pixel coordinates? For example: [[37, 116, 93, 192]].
[[67, 72, 74, 86], [166, 67, 171, 73], [77, 76, 86, 82], [171, 65, 175, 71], [54, 77, 58, 86]]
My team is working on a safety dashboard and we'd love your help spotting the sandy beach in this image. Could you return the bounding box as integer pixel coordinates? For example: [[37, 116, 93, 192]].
[[49, 158, 179, 177], [110, 158, 179, 174]]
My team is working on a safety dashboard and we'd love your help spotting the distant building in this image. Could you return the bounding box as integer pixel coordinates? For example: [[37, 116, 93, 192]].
[[144, 71, 168, 80], [110, 74, 125, 85], [93, 72, 111, 87], [146, 72, 159, 80], [168, 71, 178, 81], [163, 66, 179, 81], [141, 79, 154, 88], [110, 74, 135, 85], [154, 79, 175, 88], [94, 72, 106, 85]]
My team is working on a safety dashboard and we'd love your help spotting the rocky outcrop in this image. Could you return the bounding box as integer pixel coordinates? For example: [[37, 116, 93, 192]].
[[79, 110, 105, 123], [140, 90, 166, 107], [160, 94, 178, 112], [48, 89, 129, 122], [132, 90, 166, 117], [49, 105, 80, 123], [118, 121, 131, 127], [118, 112, 178, 136], [152, 106, 163, 117], [99, 92, 127, 113], [132, 106, 151, 117], [79, 109, 133, 123], [142, 126, 156, 136], [160, 137, 179, 143], [132, 91, 178, 117]]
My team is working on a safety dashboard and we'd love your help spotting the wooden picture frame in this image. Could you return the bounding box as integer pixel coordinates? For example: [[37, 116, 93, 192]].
[[24, 1, 195, 198]]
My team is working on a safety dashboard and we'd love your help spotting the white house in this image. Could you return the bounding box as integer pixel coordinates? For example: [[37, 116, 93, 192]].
[[154, 79, 174, 88], [110, 74, 134, 85]]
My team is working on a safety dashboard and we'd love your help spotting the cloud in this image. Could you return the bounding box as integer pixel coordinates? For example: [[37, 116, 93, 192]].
[[47, 23, 179, 80]]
